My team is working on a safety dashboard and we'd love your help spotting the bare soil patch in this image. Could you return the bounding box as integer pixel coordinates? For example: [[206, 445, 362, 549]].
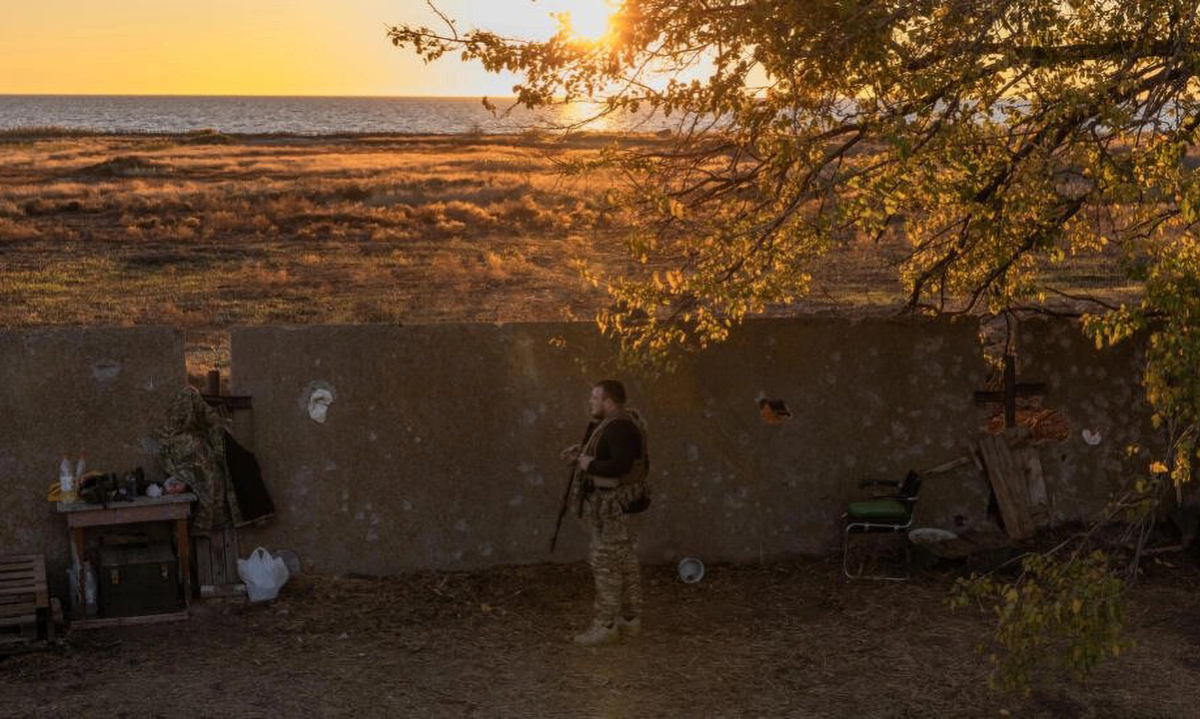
[[3, 559, 1199, 717]]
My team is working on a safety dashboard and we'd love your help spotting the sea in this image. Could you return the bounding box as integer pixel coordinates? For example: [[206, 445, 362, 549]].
[[0, 95, 680, 135]]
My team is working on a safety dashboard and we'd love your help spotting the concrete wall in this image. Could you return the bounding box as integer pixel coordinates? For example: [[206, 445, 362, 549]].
[[1020, 320, 1157, 520], [0, 319, 1157, 579], [231, 318, 1110, 575], [0, 327, 186, 580]]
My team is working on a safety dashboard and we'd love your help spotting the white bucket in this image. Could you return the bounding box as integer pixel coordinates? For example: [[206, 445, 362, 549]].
[[677, 557, 705, 584]]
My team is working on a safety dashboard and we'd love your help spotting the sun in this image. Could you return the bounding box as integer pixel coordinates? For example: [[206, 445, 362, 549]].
[[559, 0, 616, 42]]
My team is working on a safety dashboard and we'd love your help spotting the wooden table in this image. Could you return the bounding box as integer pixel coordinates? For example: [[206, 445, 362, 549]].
[[57, 493, 195, 627]]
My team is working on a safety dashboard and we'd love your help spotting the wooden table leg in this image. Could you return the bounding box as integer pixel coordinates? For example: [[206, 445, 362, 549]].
[[71, 527, 86, 620], [175, 518, 191, 607]]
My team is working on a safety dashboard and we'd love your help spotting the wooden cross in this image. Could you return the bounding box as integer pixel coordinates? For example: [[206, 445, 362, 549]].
[[201, 369, 253, 411], [972, 353, 1046, 429]]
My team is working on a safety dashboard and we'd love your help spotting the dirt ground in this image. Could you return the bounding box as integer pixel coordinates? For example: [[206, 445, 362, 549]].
[[3, 558, 1200, 718]]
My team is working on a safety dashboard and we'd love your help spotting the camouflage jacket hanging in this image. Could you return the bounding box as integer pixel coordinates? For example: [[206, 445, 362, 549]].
[[158, 386, 241, 532]]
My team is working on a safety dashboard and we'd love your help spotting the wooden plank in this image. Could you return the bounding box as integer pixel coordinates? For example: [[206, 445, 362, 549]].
[[0, 614, 36, 628], [995, 435, 1035, 538], [73, 610, 189, 630], [209, 534, 227, 586], [72, 527, 86, 621], [0, 555, 42, 564], [195, 535, 213, 588], [176, 518, 191, 604], [57, 493, 196, 514], [0, 583, 47, 596], [200, 584, 246, 598], [1022, 447, 1050, 527], [979, 435, 1035, 540], [222, 527, 239, 587], [0, 569, 38, 581], [65, 502, 191, 528], [0, 633, 34, 645]]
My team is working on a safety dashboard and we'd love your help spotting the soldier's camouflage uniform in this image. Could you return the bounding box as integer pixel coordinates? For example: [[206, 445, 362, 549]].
[[574, 410, 649, 626], [581, 490, 643, 625]]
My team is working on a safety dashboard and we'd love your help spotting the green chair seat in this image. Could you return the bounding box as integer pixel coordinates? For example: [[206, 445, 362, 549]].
[[847, 499, 909, 521]]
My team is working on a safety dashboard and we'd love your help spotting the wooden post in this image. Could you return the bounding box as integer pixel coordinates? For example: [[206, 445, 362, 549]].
[[72, 528, 86, 619], [175, 518, 191, 605]]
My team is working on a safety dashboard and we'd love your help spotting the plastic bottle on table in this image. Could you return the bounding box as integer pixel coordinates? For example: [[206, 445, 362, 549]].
[[59, 456, 77, 502]]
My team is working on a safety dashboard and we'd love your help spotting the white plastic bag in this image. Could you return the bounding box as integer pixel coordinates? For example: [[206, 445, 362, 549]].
[[237, 547, 290, 602]]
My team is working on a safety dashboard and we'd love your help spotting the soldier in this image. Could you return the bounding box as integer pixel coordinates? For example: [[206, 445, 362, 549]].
[[563, 379, 650, 646]]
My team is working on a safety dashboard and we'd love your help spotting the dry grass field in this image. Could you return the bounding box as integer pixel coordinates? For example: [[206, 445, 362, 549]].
[[0, 130, 655, 379], [0, 129, 1137, 381]]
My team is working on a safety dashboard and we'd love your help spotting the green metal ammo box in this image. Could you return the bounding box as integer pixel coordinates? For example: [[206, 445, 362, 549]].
[[98, 543, 181, 617]]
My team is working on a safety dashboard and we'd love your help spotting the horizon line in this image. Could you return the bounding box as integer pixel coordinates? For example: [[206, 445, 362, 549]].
[[0, 92, 524, 100]]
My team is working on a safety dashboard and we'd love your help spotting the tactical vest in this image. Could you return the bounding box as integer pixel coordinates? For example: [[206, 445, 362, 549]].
[[582, 409, 651, 513]]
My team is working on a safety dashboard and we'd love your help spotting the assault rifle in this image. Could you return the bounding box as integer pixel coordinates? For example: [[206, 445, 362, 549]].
[[549, 465, 577, 554], [549, 420, 598, 553]]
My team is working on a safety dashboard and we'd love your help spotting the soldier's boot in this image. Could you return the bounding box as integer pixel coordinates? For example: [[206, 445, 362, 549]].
[[616, 616, 641, 638], [572, 620, 619, 646]]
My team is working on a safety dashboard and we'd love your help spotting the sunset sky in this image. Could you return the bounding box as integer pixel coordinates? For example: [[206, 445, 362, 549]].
[[0, 1, 614, 96]]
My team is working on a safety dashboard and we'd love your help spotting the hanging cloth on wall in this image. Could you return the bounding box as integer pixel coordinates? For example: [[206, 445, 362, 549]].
[[223, 430, 275, 526]]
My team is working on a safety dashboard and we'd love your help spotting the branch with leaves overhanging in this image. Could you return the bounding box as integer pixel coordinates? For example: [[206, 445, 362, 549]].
[[392, 1, 1200, 364]]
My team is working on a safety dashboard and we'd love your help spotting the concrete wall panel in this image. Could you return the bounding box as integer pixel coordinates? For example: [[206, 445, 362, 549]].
[[0, 327, 186, 581], [232, 319, 1007, 574]]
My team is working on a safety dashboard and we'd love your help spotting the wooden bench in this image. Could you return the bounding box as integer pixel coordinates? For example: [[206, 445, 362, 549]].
[[0, 554, 51, 648]]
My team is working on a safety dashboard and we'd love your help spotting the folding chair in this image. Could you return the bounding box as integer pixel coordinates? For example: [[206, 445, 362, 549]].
[[842, 470, 922, 581]]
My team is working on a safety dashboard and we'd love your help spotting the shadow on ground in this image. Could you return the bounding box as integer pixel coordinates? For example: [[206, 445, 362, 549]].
[[2, 558, 1198, 717]]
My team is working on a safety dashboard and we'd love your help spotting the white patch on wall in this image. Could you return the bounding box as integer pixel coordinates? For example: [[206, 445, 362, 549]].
[[519, 462, 544, 486], [91, 360, 121, 382], [1082, 428, 1102, 445], [294, 467, 314, 496], [508, 495, 524, 507], [402, 500, 413, 512], [299, 381, 337, 423]]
